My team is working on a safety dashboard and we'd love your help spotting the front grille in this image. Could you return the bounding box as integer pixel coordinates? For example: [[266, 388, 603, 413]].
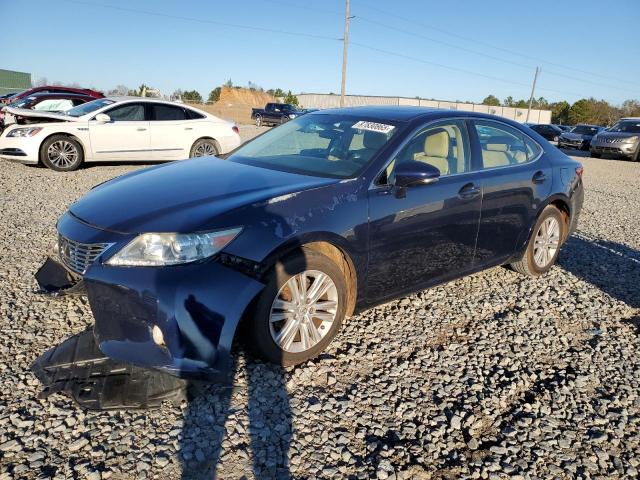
[[58, 234, 111, 274]]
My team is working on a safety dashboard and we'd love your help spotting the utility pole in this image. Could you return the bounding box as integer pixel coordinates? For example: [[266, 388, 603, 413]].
[[340, 0, 351, 107], [526, 66, 540, 123]]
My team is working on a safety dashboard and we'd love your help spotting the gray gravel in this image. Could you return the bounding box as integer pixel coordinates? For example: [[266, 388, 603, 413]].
[[1, 131, 639, 479]]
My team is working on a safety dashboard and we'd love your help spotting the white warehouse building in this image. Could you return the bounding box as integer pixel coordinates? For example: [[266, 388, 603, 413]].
[[296, 93, 552, 124]]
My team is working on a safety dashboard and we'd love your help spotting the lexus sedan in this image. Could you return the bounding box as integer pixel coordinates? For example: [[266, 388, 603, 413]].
[[37, 107, 583, 378], [0, 97, 241, 171]]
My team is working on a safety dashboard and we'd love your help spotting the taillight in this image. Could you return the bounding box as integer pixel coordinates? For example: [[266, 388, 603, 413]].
[[576, 165, 584, 178], [232, 126, 239, 135]]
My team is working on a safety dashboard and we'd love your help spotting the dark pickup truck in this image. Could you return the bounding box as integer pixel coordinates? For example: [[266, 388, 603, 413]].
[[251, 103, 307, 126]]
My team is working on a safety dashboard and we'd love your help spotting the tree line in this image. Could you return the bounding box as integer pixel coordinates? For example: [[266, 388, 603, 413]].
[[482, 94, 640, 126], [107, 80, 299, 106]]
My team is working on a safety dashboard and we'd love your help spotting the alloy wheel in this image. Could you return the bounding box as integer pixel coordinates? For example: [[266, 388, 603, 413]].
[[47, 140, 79, 168], [193, 142, 217, 157], [256, 115, 262, 127], [533, 217, 560, 268], [269, 270, 338, 353]]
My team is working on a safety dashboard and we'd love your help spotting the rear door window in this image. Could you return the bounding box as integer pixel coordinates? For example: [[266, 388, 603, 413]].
[[151, 104, 187, 121], [473, 121, 539, 169]]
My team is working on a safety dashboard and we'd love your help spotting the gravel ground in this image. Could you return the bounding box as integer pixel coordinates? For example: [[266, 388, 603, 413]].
[[1, 129, 639, 479]]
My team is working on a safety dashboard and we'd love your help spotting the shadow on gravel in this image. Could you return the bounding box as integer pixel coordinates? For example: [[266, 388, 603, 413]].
[[179, 355, 292, 480], [179, 248, 303, 479], [559, 235, 640, 308]]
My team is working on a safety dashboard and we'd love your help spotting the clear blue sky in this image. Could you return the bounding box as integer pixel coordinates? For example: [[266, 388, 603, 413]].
[[2, 0, 639, 105]]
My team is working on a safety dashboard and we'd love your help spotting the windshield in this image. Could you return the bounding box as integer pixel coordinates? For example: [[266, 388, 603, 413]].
[[65, 98, 114, 117], [572, 125, 599, 135], [608, 121, 640, 134], [228, 114, 399, 178], [6, 96, 35, 108]]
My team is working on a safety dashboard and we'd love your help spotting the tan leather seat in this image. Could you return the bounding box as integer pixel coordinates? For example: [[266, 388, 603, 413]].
[[483, 143, 511, 168], [413, 129, 450, 174]]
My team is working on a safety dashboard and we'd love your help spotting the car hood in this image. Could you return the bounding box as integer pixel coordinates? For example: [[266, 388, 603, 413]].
[[561, 132, 592, 140], [596, 131, 638, 140], [69, 157, 339, 233], [1, 106, 78, 122]]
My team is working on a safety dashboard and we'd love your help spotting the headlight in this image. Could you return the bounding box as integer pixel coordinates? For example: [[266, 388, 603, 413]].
[[623, 135, 639, 143], [288, 114, 296, 119], [106, 227, 242, 266], [7, 127, 42, 137]]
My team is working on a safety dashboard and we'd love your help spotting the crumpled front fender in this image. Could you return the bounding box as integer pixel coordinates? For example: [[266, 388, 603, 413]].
[[84, 261, 264, 380]]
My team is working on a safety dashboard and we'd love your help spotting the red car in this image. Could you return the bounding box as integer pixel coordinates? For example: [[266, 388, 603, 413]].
[[0, 85, 103, 104]]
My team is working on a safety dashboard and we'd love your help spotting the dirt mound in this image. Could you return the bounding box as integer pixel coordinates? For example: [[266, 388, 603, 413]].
[[197, 87, 275, 125]]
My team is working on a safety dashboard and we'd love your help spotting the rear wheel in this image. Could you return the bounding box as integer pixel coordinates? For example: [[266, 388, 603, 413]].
[[247, 250, 347, 366], [40, 135, 84, 171], [510, 205, 565, 277], [255, 115, 263, 127], [189, 138, 219, 158]]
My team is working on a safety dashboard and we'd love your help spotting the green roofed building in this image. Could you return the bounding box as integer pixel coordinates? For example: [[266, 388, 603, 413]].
[[0, 69, 32, 95]]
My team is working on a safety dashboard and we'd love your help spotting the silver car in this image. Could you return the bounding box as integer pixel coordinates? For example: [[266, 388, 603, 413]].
[[590, 117, 640, 161]]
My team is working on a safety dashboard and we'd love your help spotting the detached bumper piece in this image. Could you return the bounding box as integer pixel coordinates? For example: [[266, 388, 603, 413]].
[[35, 257, 86, 296], [31, 329, 188, 410]]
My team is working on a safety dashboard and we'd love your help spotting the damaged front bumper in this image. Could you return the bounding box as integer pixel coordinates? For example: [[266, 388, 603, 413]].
[[36, 212, 265, 381]]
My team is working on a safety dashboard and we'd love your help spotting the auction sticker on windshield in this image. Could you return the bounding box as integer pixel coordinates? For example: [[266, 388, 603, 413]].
[[352, 121, 395, 134]]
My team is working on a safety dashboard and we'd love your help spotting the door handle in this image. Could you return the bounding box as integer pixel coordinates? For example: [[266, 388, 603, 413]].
[[137, 128, 147, 131], [185, 127, 193, 130], [458, 183, 481, 200], [532, 171, 547, 184]]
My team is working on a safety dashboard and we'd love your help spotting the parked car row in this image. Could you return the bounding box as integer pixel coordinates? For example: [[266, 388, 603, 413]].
[[0, 96, 241, 171], [527, 121, 638, 161]]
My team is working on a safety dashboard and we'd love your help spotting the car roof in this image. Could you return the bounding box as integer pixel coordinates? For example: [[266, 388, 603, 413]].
[[307, 105, 528, 125], [24, 92, 94, 99], [105, 96, 196, 107]]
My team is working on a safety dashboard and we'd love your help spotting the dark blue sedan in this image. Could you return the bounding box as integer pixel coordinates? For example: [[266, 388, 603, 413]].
[[39, 107, 584, 378]]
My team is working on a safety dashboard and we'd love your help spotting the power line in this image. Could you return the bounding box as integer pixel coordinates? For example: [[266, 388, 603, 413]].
[[60, 0, 342, 42], [352, 1, 638, 88], [354, 16, 639, 95], [350, 41, 593, 99]]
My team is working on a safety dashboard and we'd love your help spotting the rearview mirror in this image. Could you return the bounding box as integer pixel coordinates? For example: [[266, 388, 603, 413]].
[[94, 113, 111, 123], [394, 161, 440, 188]]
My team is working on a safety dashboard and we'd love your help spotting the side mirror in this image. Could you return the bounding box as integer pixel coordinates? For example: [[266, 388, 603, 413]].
[[94, 113, 111, 123], [394, 161, 441, 188]]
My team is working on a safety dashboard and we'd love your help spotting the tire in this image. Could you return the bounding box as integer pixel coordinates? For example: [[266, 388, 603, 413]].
[[280, 116, 286, 125], [189, 138, 219, 158], [633, 146, 640, 162], [591, 152, 601, 158], [255, 115, 262, 127], [510, 205, 565, 277], [247, 249, 347, 366], [40, 135, 84, 171]]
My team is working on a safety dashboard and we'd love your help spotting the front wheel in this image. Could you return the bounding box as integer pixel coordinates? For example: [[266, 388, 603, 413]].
[[189, 138, 219, 158], [247, 250, 347, 366], [510, 205, 565, 277], [40, 135, 84, 171], [591, 152, 601, 158]]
